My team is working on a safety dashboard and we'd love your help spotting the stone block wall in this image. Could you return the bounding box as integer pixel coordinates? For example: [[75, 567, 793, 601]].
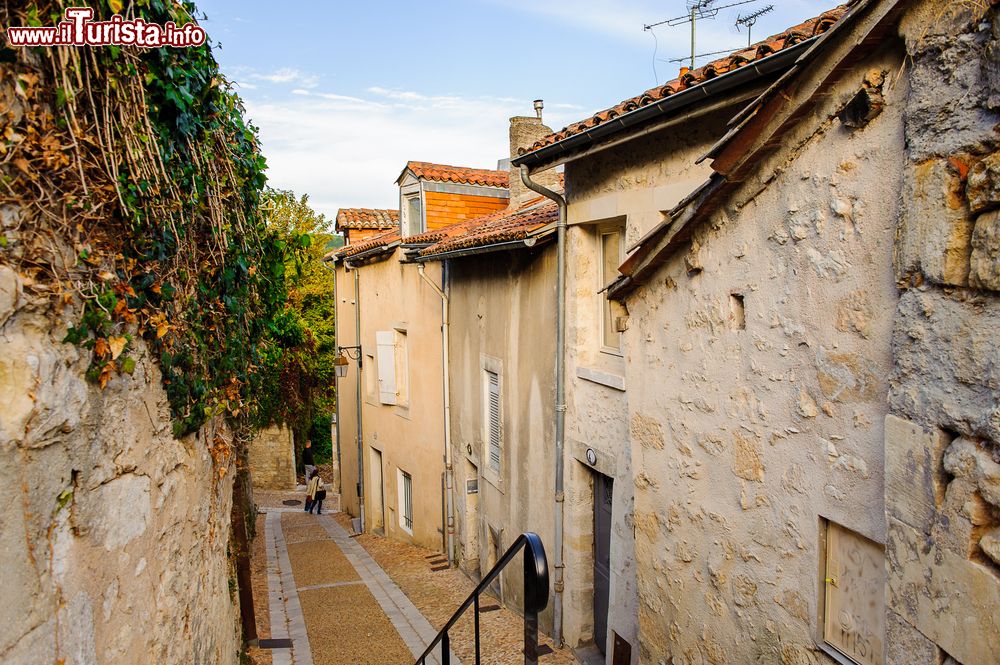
[[885, 2, 1000, 662], [0, 264, 239, 664], [249, 425, 296, 490]]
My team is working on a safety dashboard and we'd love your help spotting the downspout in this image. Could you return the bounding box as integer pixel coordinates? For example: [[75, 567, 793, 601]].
[[323, 259, 343, 493], [519, 164, 567, 647], [354, 265, 365, 532], [418, 262, 456, 567]]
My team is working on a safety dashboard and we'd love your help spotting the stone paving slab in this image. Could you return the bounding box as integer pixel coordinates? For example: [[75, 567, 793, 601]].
[[259, 495, 459, 665], [316, 514, 461, 665]]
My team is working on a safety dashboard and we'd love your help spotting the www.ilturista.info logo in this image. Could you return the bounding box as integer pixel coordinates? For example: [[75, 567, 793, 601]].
[[6, 7, 206, 48]]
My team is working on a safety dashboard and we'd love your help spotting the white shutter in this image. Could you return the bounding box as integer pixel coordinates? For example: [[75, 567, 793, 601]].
[[376, 331, 397, 405], [487, 371, 501, 473]]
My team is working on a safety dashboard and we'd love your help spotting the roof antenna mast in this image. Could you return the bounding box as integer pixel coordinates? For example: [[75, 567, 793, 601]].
[[644, 0, 764, 70], [735, 5, 774, 47]]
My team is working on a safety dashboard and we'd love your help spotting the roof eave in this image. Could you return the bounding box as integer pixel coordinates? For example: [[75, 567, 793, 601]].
[[512, 37, 818, 172], [416, 231, 555, 263], [343, 240, 401, 265]]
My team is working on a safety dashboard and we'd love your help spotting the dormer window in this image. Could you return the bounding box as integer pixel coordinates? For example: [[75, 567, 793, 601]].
[[403, 193, 423, 236]]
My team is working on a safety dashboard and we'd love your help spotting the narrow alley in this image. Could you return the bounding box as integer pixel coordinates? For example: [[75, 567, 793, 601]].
[[248, 490, 574, 665]]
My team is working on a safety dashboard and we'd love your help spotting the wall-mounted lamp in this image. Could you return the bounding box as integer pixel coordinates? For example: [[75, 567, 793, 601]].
[[335, 345, 362, 378]]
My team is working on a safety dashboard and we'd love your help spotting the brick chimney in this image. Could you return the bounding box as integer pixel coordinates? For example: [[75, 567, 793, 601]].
[[507, 101, 561, 208]]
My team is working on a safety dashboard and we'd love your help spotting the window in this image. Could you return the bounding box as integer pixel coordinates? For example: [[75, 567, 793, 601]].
[[819, 520, 885, 665], [600, 227, 624, 352], [403, 194, 423, 236], [485, 370, 501, 474], [375, 331, 397, 405], [398, 469, 413, 534]]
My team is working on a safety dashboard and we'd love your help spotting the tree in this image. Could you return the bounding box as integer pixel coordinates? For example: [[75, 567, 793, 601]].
[[256, 189, 337, 464]]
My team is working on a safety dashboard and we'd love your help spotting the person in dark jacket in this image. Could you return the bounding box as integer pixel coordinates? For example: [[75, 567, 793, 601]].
[[302, 439, 316, 482]]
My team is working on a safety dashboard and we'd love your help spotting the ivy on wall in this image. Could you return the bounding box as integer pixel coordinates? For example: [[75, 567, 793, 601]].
[[1, 0, 299, 444]]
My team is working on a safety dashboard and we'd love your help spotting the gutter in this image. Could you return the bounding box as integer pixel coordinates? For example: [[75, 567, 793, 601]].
[[343, 239, 401, 266], [518, 163, 568, 647], [512, 36, 819, 171], [414, 233, 554, 263], [417, 263, 456, 568]]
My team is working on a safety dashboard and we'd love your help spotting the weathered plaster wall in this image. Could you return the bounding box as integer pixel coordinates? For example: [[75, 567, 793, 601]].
[[335, 264, 361, 519], [562, 103, 751, 662], [448, 247, 558, 630], [249, 425, 295, 490], [884, 3, 1000, 663], [0, 264, 239, 664], [616, 45, 906, 664], [355, 254, 446, 551], [561, 220, 637, 657], [567, 105, 744, 242]]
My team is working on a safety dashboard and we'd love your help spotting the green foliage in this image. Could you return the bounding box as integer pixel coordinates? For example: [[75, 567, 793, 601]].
[[309, 414, 334, 464], [4, 0, 295, 443], [255, 190, 338, 443]]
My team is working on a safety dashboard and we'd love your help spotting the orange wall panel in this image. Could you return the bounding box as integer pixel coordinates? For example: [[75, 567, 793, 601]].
[[424, 191, 507, 230]]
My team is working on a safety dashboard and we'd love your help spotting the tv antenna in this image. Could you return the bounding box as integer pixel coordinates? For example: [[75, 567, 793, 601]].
[[735, 5, 774, 46], [644, 0, 764, 69]]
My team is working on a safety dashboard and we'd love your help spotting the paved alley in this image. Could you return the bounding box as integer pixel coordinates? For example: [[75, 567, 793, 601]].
[[249, 492, 574, 665]]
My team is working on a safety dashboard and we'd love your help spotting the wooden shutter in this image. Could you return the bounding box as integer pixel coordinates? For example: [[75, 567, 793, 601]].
[[376, 331, 397, 405], [487, 371, 501, 473]]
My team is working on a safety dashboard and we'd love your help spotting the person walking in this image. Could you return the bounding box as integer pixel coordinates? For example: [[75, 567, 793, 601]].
[[302, 439, 316, 482], [304, 468, 322, 513], [306, 470, 326, 515]]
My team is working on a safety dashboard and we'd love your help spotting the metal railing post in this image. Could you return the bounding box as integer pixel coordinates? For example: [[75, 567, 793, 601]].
[[411, 533, 548, 665], [474, 594, 481, 665]]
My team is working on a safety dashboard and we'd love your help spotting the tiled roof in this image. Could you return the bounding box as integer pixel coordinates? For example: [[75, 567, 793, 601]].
[[334, 230, 400, 259], [519, 3, 852, 155], [336, 208, 398, 232], [402, 161, 509, 188], [416, 198, 559, 257]]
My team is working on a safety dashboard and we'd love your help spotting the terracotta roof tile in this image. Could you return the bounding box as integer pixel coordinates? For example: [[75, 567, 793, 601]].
[[520, 3, 853, 155], [335, 208, 399, 232], [416, 198, 559, 257], [403, 161, 509, 188], [335, 230, 400, 259]]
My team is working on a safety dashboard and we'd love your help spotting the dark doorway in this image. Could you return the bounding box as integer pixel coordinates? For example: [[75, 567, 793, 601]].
[[594, 472, 613, 654]]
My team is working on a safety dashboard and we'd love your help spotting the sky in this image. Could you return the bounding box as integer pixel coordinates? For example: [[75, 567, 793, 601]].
[[195, 0, 836, 222]]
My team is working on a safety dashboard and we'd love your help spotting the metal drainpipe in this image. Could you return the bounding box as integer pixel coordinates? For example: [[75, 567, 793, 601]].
[[417, 262, 456, 567], [519, 164, 567, 647], [354, 265, 365, 532], [323, 259, 343, 493]]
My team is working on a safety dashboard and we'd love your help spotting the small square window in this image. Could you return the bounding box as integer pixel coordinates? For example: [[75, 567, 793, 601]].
[[820, 520, 885, 665]]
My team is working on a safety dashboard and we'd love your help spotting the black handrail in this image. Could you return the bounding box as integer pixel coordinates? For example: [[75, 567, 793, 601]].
[[414, 532, 549, 665]]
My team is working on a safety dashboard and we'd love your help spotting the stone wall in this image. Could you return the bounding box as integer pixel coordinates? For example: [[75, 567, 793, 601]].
[[249, 425, 296, 490], [607, 32, 908, 662], [884, 2, 1000, 663], [0, 264, 239, 664]]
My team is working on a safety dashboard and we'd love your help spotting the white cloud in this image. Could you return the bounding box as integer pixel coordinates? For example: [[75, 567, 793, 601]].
[[231, 66, 320, 89], [240, 87, 584, 222]]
